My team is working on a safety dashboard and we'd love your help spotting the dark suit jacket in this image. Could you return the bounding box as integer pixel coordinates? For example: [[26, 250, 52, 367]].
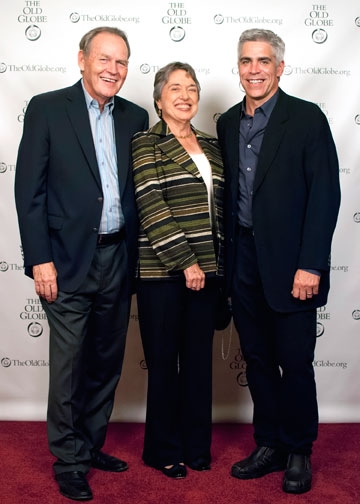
[[15, 80, 149, 292], [217, 88, 341, 312]]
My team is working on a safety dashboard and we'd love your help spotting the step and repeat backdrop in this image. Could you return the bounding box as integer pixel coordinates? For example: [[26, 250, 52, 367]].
[[1, 0, 359, 423]]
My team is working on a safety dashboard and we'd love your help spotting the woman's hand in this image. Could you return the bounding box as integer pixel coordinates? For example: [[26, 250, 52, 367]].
[[183, 264, 205, 291]]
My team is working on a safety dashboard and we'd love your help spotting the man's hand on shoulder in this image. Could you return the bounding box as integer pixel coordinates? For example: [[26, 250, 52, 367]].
[[33, 262, 58, 303]]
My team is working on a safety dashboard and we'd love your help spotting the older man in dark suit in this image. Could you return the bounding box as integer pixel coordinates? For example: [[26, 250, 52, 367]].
[[15, 26, 148, 501], [217, 28, 340, 494]]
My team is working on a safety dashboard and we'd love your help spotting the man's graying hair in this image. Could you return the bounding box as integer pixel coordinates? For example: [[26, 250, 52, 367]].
[[79, 26, 131, 59], [238, 29, 285, 65]]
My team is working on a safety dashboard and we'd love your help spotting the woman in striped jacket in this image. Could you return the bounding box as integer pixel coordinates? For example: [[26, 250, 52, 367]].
[[132, 62, 225, 479]]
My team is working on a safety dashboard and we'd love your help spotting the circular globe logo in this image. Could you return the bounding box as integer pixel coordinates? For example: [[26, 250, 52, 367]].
[[214, 14, 224, 24], [316, 322, 325, 337], [70, 12, 80, 23], [1, 357, 11, 368], [140, 63, 151, 74], [0, 261, 9, 272], [237, 371, 248, 387], [312, 29, 327, 44], [25, 25, 41, 41], [213, 112, 221, 123], [27, 322, 43, 338], [169, 26, 185, 42]]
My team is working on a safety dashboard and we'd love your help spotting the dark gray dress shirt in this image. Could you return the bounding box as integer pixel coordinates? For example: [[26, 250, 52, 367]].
[[237, 91, 278, 228]]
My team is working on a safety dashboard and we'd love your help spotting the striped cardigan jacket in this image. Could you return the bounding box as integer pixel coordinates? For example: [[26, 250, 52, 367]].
[[132, 120, 224, 279]]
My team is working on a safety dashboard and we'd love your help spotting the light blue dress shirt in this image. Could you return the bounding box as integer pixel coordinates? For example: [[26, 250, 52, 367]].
[[82, 81, 124, 234]]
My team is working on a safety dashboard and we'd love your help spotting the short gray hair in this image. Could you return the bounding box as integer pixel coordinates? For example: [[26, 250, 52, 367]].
[[79, 26, 131, 59], [153, 62, 201, 116], [238, 29, 285, 65]]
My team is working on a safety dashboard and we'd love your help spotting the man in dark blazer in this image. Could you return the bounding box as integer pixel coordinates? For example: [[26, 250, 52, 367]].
[[217, 28, 340, 494], [15, 26, 148, 501]]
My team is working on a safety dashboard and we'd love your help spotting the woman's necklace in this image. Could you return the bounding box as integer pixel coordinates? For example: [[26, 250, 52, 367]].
[[174, 131, 194, 139]]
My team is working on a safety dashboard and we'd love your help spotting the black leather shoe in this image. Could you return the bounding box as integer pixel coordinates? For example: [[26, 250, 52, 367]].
[[55, 471, 93, 501], [282, 454, 312, 494], [231, 446, 287, 479], [161, 463, 187, 479], [187, 457, 211, 471], [90, 450, 128, 472]]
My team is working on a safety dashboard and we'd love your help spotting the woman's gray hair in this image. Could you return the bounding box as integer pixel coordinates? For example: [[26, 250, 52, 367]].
[[237, 29, 285, 65], [153, 62, 201, 116], [79, 26, 131, 59]]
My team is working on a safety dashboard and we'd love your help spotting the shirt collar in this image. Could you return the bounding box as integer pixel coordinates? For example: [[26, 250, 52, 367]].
[[241, 89, 279, 118], [81, 79, 114, 111]]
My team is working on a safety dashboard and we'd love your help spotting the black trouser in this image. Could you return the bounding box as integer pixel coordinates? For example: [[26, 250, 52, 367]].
[[231, 228, 318, 455], [137, 277, 218, 468], [42, 241, 130, 474]]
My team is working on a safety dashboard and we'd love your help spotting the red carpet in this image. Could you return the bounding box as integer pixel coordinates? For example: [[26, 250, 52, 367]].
[[1, 422, 359, 503]]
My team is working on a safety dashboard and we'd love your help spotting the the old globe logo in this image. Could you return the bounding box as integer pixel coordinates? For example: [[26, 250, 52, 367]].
[[213, 112, 221, 123], [0, 162, 7, 174], [352, 310, 360, 320], [355, 115, 360, 125], [231, 349, 248, 387], [283, 65, 293, 76], [0, 261, 9, 272], [169, 26, 185, 42], [70, 12, 80, 23], [353, 212, 360, 223], [312, 28, 327, 44], [27, 322, 43, 338], [25, 25, 41, 41], [140, 63, 151, 74], [214, 14, 224, 24], [355, 17, 360, 27], [236, 367, 248, 387], [0, 63, 7, 73], [1, 357, 11, 368], [316, 322, 325, 337]]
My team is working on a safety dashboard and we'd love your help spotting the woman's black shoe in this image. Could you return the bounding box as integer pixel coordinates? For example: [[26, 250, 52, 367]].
[[161, 463, 187, 479], [187, 457, 211, 471]]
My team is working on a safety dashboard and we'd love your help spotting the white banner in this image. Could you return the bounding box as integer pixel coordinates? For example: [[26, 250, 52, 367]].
[[1, 0, 359, 422]]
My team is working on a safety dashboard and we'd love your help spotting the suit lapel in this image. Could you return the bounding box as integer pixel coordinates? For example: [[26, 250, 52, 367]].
[[225, 104, 242, 204], [254, 90, 289, 193], [65, 82, 101, 188], [155, 122, 202, 179], [113, 99, 130, 198]]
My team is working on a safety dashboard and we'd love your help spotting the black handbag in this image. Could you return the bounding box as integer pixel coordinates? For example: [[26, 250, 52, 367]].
[[215, 291, 232, 331]]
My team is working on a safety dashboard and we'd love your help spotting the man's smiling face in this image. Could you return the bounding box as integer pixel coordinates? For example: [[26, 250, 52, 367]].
[[238, 40, 284, 112], [78, 32, 129, 110]]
